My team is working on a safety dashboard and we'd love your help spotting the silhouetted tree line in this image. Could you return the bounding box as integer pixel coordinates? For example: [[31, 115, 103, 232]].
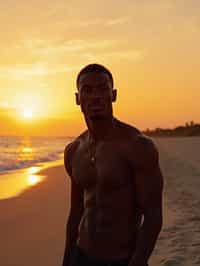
[[143, 121, 200, 137]]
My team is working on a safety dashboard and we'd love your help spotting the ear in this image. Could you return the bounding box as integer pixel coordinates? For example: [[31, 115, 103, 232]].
[[112, 89, 117, 102], [75, 92, 80, 105]]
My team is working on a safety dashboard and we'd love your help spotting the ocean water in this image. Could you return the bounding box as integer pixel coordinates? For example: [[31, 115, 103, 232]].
[[0, 136, 72, 174]]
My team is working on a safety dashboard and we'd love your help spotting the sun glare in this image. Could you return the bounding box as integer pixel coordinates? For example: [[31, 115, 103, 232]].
[[23, 109, 33, 119], [28, 175, 41, 185]]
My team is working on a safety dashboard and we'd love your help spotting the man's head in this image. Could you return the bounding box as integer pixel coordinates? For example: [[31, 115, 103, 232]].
[[75, 64, 117, 122]]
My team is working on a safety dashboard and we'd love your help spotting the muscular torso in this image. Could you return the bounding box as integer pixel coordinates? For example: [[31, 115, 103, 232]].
[[70, 121, 142, 260]]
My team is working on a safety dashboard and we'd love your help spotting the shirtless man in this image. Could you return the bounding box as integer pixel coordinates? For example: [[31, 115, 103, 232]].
[[62, 64, 163, 266]]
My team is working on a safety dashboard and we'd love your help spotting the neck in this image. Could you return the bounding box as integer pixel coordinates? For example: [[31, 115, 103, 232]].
[[86, 116, 115, 142]]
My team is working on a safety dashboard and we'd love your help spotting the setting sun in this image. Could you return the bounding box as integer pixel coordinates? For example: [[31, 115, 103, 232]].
[[22, 109, 33, 119]]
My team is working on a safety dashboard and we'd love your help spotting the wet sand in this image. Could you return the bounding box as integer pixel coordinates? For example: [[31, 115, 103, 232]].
[[0, 165, 70, 266]]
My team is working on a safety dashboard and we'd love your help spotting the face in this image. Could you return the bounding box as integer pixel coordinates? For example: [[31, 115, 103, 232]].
[[76, 72, 116, 122]]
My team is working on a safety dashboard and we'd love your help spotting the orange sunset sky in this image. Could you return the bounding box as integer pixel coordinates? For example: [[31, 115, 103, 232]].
[[0, 0, 200, 136]]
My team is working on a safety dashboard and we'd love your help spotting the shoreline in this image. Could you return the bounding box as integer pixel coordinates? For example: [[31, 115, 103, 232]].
[[0, 163, 70, 266], [0, 159, 64, 200]]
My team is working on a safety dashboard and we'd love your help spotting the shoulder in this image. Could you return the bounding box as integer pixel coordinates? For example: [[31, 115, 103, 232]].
[[64, 140, 79, 162], [135, 134, 158, 153], [64, 130, 88, 176], [114, 118, 157, 154], [114, 118, 141, 138], [64, 130, 88, 155], [114, 119, 157, 161], [134, 134, 159, 169], [115, 119, 158, 168]]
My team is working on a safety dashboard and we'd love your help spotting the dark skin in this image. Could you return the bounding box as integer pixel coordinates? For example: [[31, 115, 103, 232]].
[[62, 71, 163, 266]]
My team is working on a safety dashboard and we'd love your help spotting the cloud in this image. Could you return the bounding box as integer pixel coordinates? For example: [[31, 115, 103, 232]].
[[103, 50, 145, 60], [0, 64, 77, 78], [22, 38, 144, 61], [78, 49, 145, 62], [71, 16, 130, 28], [27, 39, 117, 56], [106, 17, 130, 26], [0, 37, 144, 79]]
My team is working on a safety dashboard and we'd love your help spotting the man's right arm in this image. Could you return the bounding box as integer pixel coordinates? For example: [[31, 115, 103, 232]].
[[62, 142, 84, 266]]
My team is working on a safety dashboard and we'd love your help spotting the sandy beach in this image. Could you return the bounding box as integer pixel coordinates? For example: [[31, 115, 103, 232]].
[[0, 137, 200, 266], [0, 164, 70, 266]]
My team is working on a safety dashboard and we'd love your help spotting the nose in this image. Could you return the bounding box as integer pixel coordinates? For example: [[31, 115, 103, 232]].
[[86, 91, 105, 105], [89, 95, 104, 105]]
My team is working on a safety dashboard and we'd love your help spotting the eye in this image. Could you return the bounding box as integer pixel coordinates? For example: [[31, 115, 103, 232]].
[[100, 86, 109, 92], [81, 86, 90, 93]]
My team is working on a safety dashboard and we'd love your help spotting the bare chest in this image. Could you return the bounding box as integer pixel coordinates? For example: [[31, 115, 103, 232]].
[[72, 142, 133, 191]]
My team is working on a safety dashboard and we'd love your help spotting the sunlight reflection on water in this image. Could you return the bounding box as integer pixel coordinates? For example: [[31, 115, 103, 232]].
[[0, 166, 45, 199]]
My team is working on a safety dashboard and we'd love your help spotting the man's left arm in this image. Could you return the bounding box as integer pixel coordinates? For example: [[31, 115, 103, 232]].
[[129, 136, 164, 266]]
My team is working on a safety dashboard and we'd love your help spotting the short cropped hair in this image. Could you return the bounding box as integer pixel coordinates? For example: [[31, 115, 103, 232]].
[[76, 63, 114, 89]]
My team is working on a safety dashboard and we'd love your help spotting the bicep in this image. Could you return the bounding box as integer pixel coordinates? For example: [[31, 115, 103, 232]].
[[69, 178, 84, 218], [64, 143, 73, 177], [134, 137, 164, 214], [64, 141, 79, 177], [64, 141, 84, 217], [135, 165, 163, 213]]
